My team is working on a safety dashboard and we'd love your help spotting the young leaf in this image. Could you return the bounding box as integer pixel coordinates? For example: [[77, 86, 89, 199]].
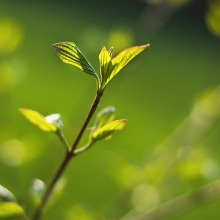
[[108, 47, 114, 59], [104, 44, 150, 87], [99, 47, 112, 86], [45, 114, 63, 130], [30, 179, 45, 205], [19, 108, 59, 132], [95, 106, 116, 129], [0, 186, 17, 203], [91, 119, 127, 142], [53, 42, 99, 80], [0, 202, 24, 219], [90, 106, 115, 141]]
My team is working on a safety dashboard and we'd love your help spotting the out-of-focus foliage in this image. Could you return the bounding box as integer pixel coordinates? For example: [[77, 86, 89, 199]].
[[107, 27, 134, 53], [206, 0, 220, 37], [0, 19, 23, 55], [0, 18, 26, 94], [0, 186, 24, 220], [0, 0, 220, 220], [0, 202, 24, 220]]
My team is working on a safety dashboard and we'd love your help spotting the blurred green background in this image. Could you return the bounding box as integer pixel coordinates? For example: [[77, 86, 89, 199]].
[[1, 0, 220, 219]]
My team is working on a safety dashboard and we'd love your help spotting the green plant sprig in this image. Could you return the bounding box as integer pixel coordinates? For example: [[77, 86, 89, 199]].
[[17, 41, 150, 220]]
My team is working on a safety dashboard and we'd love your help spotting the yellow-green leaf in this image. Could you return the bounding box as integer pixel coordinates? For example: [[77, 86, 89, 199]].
[[108, 47, 114, 59], [99, 47, 112, 86], [19, 108, 57, 132], [90, 106, 115, 140], [0, 202, 24, 219], [105, 44, 150, 86], [92, 119, 127, 141], [95, 106, 115, 129], [53, 42, 99, 80]]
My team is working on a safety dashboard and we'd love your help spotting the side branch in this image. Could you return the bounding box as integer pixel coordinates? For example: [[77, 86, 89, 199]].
[[120, 179, 220, 220]]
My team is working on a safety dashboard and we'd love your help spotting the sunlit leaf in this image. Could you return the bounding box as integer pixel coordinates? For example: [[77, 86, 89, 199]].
[[107, 27, 134, 53], [19, 108, 57, 132], [99, 47, 112, 86], [0, 186, 17, 203], [0, 202, 24, 219], [105, 44, 150, 87], [53, 42, 99, 80], [90, 106, 115, 141], [108, 47, 114, 59], [92, 119, 127, 141], [45, 114, 63, 129]]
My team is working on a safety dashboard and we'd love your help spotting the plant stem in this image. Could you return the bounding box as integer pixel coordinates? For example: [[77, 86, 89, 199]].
[[74, 142, 95, 155], [70, 93, 102, 153], [56, 130, 70, 151], [32, 93, 102, 220], [32, 152, 72, 220]]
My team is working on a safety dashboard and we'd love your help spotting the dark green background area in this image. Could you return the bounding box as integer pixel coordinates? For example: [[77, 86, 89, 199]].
[[1, 0, 220, 219]]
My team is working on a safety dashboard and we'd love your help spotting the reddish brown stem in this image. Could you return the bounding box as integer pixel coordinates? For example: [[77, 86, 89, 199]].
[[32, 93, 102, 220]]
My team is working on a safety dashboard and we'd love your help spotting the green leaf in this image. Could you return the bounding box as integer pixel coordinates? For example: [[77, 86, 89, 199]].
[[91, 119, 127, 142], [99, 47, 112, 87], [19, 109, 61, 132], [0, 202, 24, 219], [90, 106, 115, 141], [104, 44, 150, 88], [53, 42, 99, 80], [95, 106, 116, 129], [108, 47, 114, 59], [0, 186, 17, 203]]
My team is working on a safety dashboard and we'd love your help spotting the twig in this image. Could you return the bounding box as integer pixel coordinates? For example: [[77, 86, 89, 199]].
[[32, 93, 102, 220], [56, 129, 70, 151]]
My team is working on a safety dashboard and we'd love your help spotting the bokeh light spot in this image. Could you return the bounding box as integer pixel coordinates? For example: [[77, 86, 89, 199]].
[[0, 61, 16, 93], [201, 159, 219, 180], [107, 27, 134, 53], [0, 139, 24, 167], [206, 1, 220, 37], [66, 204, 92, 220], [0, 18, 24, 54], [131, 184, 160, 212], [0, 58, 27, 93]]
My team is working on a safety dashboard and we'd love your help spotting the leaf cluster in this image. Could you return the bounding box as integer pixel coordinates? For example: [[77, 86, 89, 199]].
[[14, 41, 149, 219], [53, 41, 150, 94]]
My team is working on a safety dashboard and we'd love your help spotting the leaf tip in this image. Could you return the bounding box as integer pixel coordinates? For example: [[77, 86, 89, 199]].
[[52, 43, 60, 53], [122, 119, 128, 123], [140, 44, 150, 50], [120, 119, 128, 126]]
